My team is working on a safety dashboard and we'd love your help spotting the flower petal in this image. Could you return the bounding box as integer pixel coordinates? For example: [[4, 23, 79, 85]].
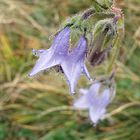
[[74, 96, 89, 109], [70, 36, 87, 60], [79, 88, 88, 95], [52, 27, 70, 54], [89, 107, 106, 125], [82, 65, 92, 80], [29, 27, 70, 76], [88, 84, 110, 107], [29, 49, 58, 76], [100, 89, 111, 107], [61, 60, 83, 93], [88, 84, 111, 124], [61, 36, 90, 93], [89, 82, 101, 94]]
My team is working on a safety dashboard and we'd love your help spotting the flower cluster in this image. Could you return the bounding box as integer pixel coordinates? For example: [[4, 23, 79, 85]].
[[29, 1, 124, 126]]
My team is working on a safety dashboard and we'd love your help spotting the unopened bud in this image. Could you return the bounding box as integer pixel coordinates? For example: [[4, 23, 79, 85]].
[[87, 19, 116, 66]]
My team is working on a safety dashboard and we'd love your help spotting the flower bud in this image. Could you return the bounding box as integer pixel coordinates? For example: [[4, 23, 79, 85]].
[[87, 19, 116, 66]]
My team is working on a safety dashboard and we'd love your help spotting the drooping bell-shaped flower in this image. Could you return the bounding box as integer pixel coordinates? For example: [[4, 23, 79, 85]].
[[29, 27, 70, 76], [61, 36, 91, 93], [29, 27, 91, 93], [74, 81, 116, 125]]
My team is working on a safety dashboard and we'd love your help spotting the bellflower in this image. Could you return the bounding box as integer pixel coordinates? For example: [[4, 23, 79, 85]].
[[29, 27, 91, 93], [29, 27, 70, 76], [61, 36, 91, 93], [74, 81, 115, 125]]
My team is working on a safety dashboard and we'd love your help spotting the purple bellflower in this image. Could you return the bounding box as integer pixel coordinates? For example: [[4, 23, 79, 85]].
[[29, 27, 91, 93], [74, 81, 115, 125]]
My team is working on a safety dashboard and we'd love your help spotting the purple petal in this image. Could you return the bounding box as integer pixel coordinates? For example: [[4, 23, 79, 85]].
[[29, 27, 70, 76], [74, 96, 89, 109], [87, 83, 111, 124], [61, 36, 90, 93], [82, 65, 92, 80], [29, 49, 59, 76], [88, 83, 110, 107], [90, 82, 101, 95], [61, 60, 83, 93], [52, 27, 70, 54], [61, 62, 90, 93], [89, 107, 106, 125], [79, 88, 88, 95], [70, 36, 87, 60]]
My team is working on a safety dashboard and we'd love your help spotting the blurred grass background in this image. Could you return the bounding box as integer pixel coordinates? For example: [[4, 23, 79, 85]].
[[0, 0, 140, 140]]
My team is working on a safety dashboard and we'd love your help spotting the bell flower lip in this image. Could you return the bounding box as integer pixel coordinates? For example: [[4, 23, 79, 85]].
[[61, 36, 91, 93], [74, 81, 115, 125], [29, 27, 70, 77]]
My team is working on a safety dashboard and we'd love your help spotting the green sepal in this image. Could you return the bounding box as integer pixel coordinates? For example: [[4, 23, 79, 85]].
[[95, 0, 114, 10]]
